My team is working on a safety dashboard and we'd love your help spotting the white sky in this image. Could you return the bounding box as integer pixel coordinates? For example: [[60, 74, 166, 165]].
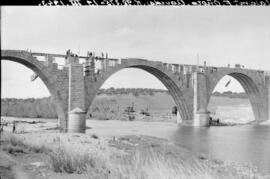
[[1, 7, 270, 98]]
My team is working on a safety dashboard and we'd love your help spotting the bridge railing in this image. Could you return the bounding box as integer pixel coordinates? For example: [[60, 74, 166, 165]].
[[4, 50, 268, 76]]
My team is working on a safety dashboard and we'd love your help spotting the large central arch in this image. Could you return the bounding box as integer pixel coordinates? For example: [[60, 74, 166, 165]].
[[207, 69, 267, 122], [1, 50, 66, 127], [85, 61, 193, 121]]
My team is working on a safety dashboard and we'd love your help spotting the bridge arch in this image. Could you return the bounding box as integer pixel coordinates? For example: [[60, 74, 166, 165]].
[[1, 50, 66, 125], [208, 69, 267, 122], [85, 60, 192, 121]]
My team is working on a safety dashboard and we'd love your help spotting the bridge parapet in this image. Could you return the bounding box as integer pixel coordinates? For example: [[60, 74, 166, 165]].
[[265, 71, 270, 77]]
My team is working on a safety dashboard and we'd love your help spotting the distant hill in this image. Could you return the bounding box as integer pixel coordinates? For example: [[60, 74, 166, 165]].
[[212, 91, 247, 99], [1, 88, 247, 118]]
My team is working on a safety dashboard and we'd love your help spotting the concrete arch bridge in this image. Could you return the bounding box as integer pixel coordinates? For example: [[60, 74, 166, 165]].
[[2, 50, 270, 132]]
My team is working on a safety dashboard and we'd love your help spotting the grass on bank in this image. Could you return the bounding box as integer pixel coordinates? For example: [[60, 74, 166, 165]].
[[48, 147, 104, 174], [0, 133, 268, 179], [1, 134, 50, 154]]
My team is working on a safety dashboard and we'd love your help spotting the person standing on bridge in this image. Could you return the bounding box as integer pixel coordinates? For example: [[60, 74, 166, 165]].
[[66, 49, 71, 58], [209, 116, 213, 126]]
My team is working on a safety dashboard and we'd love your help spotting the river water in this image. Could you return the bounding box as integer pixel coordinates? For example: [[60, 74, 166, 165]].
[[85, 120, 270, 173]]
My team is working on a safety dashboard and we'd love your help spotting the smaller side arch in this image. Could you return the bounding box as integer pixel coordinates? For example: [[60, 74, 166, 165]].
[[1, 51, 67, 129], [207, 70, 267, 122]]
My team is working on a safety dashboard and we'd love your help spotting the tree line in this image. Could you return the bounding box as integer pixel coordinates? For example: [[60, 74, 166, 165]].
[[212, 91, 247, 98], [1, 89, 247, 118], [1, 97, 58, 118], [97, 87, 168, 96]]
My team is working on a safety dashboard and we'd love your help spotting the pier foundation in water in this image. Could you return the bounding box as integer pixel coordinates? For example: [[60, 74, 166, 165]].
[[68, 108, 86, 133]]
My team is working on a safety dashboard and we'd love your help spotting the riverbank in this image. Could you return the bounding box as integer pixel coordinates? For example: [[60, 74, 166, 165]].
[[0, 131, 269, 179], [2, 95, 255, 124]]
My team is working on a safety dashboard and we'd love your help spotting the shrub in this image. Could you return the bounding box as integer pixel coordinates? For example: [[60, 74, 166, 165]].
[[48, 148, 104, 174], [4, 134, 51, 154], [91, 134, 99, 139]]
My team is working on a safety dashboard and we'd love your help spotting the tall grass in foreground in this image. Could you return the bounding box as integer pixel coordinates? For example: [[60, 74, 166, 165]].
[[47, 147, 216, 179], [1, 134, 50, 154], [1, 133, 266, 179], [48, 148, 103, 174], [48, 146, 238, 179], [106, 149, 216, 179]]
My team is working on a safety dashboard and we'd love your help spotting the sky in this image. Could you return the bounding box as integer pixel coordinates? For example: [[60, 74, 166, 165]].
[[1, 7, 270, 98]]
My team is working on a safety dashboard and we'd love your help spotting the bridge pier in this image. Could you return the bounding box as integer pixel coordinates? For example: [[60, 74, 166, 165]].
[[68, 108, 86, 133], [66, 56, 87, 133], [193, 72, 210, 126]]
